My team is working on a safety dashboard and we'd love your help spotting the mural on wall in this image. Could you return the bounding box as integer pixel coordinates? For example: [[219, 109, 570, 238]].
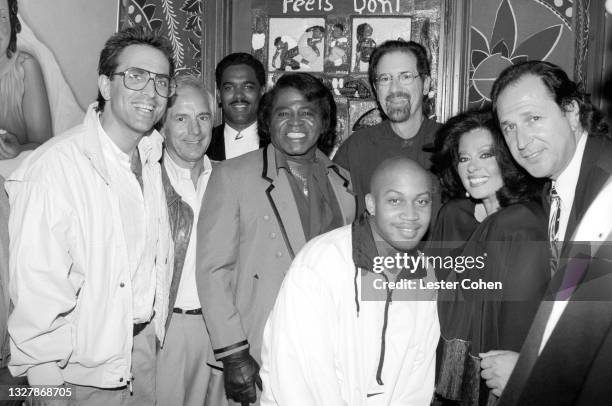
[[250, 0, 442, 142], [118, 0, 203, 76], [468, 0, 575, 108]]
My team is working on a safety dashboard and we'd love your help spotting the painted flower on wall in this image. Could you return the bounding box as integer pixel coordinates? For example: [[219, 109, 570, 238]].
[[468, 0, 564, 108], [119, 0, 202, 76]]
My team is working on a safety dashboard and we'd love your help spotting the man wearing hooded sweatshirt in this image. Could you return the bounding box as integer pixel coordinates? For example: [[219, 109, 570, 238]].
[[260, 157, 439, 405]]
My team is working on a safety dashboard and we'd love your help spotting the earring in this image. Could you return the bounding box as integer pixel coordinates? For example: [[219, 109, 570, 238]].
[[465, 191, 470, 198]]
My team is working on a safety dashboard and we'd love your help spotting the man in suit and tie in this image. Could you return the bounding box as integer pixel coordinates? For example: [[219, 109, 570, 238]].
[[483, 60, 612, 404], [196, 72, 356, 405], [207, 53, 267, 161]]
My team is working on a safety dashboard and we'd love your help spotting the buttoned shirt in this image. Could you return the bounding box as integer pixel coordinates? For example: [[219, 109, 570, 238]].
[[540, 131, 589, 353], [223, 122, 259, 159], [98, 120, 156, 323], [550, 131, 588, 242], [164, 153, 212, 310]]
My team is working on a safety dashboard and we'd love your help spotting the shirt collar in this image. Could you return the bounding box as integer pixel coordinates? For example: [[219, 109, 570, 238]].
[[224, 121, 258, 139], [554, 130, 588, 202], [164, 152, 212, 182]]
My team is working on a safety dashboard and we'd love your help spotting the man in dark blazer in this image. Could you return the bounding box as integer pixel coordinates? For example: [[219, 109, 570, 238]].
[[483, 60, 612, 404], [207, 53, 267, 161], [196, 73, 355, 405]]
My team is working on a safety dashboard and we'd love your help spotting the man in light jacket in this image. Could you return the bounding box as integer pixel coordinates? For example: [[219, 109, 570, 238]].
[[261, 157, 439, 405], [6, 27, 174, 405]]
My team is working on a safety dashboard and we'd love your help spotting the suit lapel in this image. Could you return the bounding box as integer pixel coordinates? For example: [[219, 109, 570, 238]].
[[262, 146, 306, 259], [564, 137, 612, 244], [328, 163, 356, 224], [207, 124, 226, 161], [518, 246, 612, 405]]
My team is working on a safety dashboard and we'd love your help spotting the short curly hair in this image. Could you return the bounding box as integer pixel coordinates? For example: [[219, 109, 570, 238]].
[[431, 108, 543, 206], [257, 72, 337, 156]]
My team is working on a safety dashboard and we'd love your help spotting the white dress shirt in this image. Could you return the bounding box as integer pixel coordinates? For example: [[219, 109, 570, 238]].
[[224, 122, 259, 159], [164, 154, 212, 310], [98, 123, 159, 323], [540, 132, 593, 353]]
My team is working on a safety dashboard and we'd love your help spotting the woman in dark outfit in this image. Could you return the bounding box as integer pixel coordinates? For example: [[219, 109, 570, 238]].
[[430, 109, 550, 406]]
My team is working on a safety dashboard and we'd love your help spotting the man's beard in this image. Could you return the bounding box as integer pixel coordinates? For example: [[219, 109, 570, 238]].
[[384, 92, 412, 123]]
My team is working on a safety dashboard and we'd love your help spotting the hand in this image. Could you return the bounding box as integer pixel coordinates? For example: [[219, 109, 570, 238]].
[[479, 350, 519, 397], [0, 130, 22, 159], [221, 349, 262, 404]]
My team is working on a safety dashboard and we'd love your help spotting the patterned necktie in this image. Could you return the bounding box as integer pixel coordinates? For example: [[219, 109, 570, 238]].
[[548, 185, 561, 276], [288, 164, 309, 198]]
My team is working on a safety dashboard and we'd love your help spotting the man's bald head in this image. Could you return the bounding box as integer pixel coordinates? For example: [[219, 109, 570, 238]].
[[369, 156, 433, 196], [366, 157, 433, 251]]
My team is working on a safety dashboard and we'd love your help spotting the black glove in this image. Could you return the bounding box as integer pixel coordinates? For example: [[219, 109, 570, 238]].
[[221, 348, 262, 404]]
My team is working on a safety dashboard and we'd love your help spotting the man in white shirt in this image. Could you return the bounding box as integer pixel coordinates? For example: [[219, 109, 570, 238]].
[[6, 27, 174, 404], [207, 53, 266, 160], [155, 75, 218, 406], [489, 60, 612, 405]]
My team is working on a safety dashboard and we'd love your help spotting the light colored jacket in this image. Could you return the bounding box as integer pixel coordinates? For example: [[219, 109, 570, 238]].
[[261, 225, 439, 406], [5, 105, 173, 387]]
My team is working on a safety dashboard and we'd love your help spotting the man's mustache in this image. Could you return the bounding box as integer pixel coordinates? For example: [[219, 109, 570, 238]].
[[230, 99, 251, 106], [385, 92, 411, 102]]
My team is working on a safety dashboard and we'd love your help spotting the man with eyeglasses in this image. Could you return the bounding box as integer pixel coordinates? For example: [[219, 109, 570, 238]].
[[334, 40, 441, 216], [5, 27, 174, 405]]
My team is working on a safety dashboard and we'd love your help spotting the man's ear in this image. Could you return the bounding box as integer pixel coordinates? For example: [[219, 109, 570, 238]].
[[216, 88, 222, 107], [422, 75, 431, 96], [98, 75, 111, 101], [564, 100, 582, 135], [365, 193, 376, 216]]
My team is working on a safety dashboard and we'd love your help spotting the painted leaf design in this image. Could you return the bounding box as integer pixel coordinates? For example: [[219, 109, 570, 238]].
[[471, 27, 490, 54], [491, 0, 516, 56], [468, 83, 483, 104], [514, 25, 563, 61], [181, 0, 201, 14], [471, 49, 489, 69], [150, 19, 163, 31], [491, 40, 509, 58], [142, 4, 156, 20], [188, 36, 201, 60], [185, 15, 200, 32]]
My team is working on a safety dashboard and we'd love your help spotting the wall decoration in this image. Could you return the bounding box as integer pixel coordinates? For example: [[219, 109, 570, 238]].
[[268, 17, 326, 72], [250, 0, 441, 144], [118, 0, 203, 76], [324, 16, 351, 74], [350, 17, 412, 73], [468, 0, 574, 109]]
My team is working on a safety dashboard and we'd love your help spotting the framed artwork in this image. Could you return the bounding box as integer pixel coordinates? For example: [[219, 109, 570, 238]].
[[268, 17, 326, 72], [324, 16, 352, 74], [350, 16, 412, 74]]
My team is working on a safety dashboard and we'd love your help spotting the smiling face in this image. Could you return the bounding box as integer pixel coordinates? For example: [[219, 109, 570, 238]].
[[496, 74, 581, 180], [375, 50, 430, 123], [457, 128, 504, 207], [366, 159, 432, 251], [219, 64, 263, 130], [269, 87, 322, 160], [99, 44, 170, 140], [162, 85, 213, 168]]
